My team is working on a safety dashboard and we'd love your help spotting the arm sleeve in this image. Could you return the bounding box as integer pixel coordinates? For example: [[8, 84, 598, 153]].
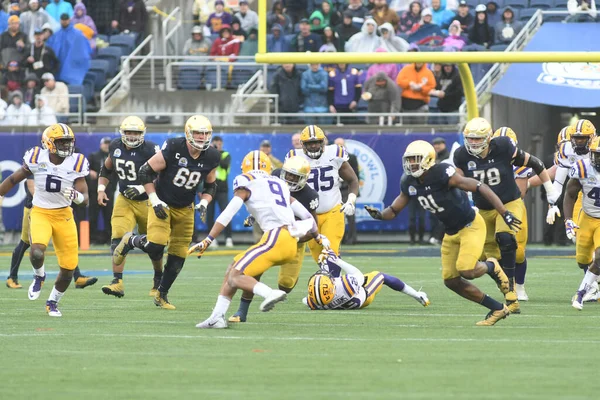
[[335, 259, 365, 286], [215, 195, 244, 227], [554, 165, 570, 192]]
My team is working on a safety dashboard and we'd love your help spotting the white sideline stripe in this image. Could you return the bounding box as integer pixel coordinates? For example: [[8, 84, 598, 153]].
[[0, 332, 599, 344]]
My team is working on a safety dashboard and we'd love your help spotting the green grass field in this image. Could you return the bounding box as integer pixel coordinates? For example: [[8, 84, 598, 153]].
[[1, 245, 595, 400]]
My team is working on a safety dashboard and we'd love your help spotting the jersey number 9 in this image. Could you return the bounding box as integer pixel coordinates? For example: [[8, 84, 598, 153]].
[[173, 168, 202, 190], [268, 180, 287, 207], [473, 168, 501, 186]]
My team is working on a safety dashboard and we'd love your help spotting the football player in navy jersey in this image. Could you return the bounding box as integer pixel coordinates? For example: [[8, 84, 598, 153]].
[[112, 115, 220, 309], [366, 140, 521, 326], [454, 118, 555, 314], [228, 156, 320, 323]]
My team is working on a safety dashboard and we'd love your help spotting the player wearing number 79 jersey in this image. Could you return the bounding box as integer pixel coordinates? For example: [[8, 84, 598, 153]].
[[285, 125, 359, 262]]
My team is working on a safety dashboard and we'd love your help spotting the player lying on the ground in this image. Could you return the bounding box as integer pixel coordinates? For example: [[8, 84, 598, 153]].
[[304, 250, 429, 310], [366, 140, 520, 326], [188, 150, 332, 329]]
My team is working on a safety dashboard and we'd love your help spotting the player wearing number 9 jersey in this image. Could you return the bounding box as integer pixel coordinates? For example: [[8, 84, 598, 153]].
[[190, 151, 332, 329], [97, 116, 162, 299], [0, 123, 90, 317], [453, 118, 554, 315], [112, 115, 220, 309], [365, 140, 519, 326], [285, 125, 359, 262]]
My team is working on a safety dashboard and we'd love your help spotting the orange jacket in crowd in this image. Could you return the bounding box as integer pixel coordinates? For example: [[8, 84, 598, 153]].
[[396, 64, 436, 104]]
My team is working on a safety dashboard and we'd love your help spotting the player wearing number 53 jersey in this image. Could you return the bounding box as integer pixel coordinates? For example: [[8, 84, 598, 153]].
[[285, 125, 359, 262], [112, 115, 220, 309], [189, 151, 332, 329], [98, 116, 162, 299], [0, 123, 90, 317], [366, 140, 521, 326], [453, 118, 555, 315]]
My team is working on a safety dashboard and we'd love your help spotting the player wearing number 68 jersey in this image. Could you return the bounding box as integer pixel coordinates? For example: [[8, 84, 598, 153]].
[[97, 116, 162, 299], [453, 118, 555, 315], [112, 115, 220, 309], [366, 140, 519, 326], [285, 125, 359, 262]]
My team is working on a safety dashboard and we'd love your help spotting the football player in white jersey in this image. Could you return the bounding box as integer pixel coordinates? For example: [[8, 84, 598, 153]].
[[0, 123, 89, 317], [285, 125, 359, 261], [188, 150, 331, 329], [565, 136, 600, 310], [304, 250, 429, 310]]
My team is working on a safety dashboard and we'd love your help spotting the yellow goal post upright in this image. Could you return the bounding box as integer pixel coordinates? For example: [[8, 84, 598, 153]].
[[255, 0, 600, 121]]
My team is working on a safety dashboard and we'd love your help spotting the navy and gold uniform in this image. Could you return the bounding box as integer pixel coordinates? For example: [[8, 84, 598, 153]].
[[148, 137, 220, 258], [401, 163, 483, 280], [109, 138, 159, 239], [453, 136, 522, 260], [272, 168, 319, 290]]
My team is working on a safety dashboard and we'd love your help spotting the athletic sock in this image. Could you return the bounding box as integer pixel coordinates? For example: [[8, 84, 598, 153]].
[[209, 295, 231, 320], [114, 272, 123, 280], [578, 270, 599, 292], [515, 259, 527, 285], [485, 261, 496, 275], [500, 255, 516, 291], [48, 286, 65, 303], [33, 264, 45, 277], [382, 273, 406, 291], [235, 297, 252, 318], [252, 282, 273, 299], [157, 254, 184, 294], [73, 266, 82, 280], [480, 294, 504, 311], [9, 240, 29, 279]]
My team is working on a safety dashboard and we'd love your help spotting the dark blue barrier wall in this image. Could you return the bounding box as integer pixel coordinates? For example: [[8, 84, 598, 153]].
[[0, 131, 460, 232]]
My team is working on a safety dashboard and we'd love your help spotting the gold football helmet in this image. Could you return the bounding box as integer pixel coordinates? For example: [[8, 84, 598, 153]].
[[403, 140, 436, 178], [492, 127, 518, 145], [307, 271, 335, 308], [571, 119, 596, 155], [300, 125, 326, 159], [119, 116, 146, 148], [280, 156, 310, 192], [241, 150, 272, 174], [589, 136, 600, 172], [463, 117, 493, 156], [42, 123, 75, 158], [556, 126, 572, 145], [184, 115, 213, 151]]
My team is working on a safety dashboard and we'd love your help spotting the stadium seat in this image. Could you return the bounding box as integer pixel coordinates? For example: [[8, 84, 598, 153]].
[[97, 34, 109, 43], [519, 7, 537, 20], [529, 0, 553, 8], [466, 0, 479, 9], [504, 0, 527, 8], [109, 34, 136, 55], [490, 43, 509, 51], [543, 8, 567, 20], [83, 79, 95, 101], [96, 47, 121, 77], [204, 65, 227, 89], [177, 66, 203, 90], [67, 84, 86, 113], [89, 59, 110, 79], [284, 34, 296, 44], [231, 65, 260, 86], [553, 0, 569, 8], [84, 70, 106, 91]]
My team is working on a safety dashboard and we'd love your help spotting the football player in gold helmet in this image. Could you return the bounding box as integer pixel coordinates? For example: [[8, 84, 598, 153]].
[[366, 140, 521, 326]]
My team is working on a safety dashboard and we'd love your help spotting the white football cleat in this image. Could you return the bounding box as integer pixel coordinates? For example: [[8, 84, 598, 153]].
[[416, 291, 430, 307], [259, 290, 287, 312], [28, 274, 46, 300], [516, 284, 529, 301], [195, 316, 228, 329], [583, 281, 600, 302], [225, 238, 234, 248], [572, 290, 585, 310], [46, 301, 62, 317]]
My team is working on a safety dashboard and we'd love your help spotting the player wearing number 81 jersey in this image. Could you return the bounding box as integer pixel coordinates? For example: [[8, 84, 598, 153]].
[[112, 115, 220, 309], [285, 125, 359, 262]]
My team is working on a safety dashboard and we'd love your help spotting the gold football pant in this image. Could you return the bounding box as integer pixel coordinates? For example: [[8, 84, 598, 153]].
[[30, 206, 78, 270], [308, 204, 345, 262], [146, 203, 194, 258], [441, 213, 486, 280]]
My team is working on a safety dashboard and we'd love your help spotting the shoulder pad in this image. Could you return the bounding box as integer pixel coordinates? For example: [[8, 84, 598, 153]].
[[233, 173, 257, 190], [24, 146, 42, 165], [572, 159, 590, 180]]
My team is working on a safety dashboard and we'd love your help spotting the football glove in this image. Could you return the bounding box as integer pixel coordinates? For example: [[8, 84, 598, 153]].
[[61, 187, 84, 204], [314, 234, 331, 251], [340, 193, 357, 216], [195, 199, 209, 223], [187, 236, 213, 258], [565, 219, 578, 243], [364, 205, 382, 220], [149, 193, 169, 220], [502, 210, 522, 231], [546, 205, 561, 225], [123, 185, 145, 200], [243, 215, 255, 227], [317, 249, 337, 269]]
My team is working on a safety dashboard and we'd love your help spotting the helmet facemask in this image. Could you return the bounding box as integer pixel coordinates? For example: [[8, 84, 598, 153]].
[[121, 130, 144, 148], [187, 130, 212, 151], [54, 138, 74, 157], [571, 135, 591, 156], [464, 135, 489, 156], [403, 153, 427, 178], [280, 167, 308, 192], [303, 139, 324, 159]]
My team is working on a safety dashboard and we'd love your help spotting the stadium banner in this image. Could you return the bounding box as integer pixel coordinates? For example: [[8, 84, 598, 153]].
[[491, 23, 600, 108], [0, 131, 460, 232]]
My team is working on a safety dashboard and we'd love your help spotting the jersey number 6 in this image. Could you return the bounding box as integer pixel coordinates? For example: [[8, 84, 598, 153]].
[[173, 168, 202, 190], [45, 175, 61, 193]]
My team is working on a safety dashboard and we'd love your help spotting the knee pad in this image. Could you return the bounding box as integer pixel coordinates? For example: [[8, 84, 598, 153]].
[[30, 247, 44, 262], [110, 238, 121, 254], [145, 242, 165, 261], [495, 232, 517, 253], [165, 254, 185, 274], [516, 245, 526, 264]]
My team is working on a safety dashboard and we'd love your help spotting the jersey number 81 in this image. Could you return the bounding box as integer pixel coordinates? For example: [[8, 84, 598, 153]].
[[173, 168, 202, 190]]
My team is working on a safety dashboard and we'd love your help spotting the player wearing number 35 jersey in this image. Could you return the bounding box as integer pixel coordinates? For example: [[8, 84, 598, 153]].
[[285, 125, 359, 262], [112, 115, 220, 309]]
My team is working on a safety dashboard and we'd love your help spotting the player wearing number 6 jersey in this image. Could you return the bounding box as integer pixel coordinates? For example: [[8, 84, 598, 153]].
[[453, 118, 555, 315], [366, 140, 520, 326], [285, 125, 359, 262], [0, 123, 89, 317], [98, 116, 162, 299], [112, 115, 220, 309], [190, 150, 332, 329]]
